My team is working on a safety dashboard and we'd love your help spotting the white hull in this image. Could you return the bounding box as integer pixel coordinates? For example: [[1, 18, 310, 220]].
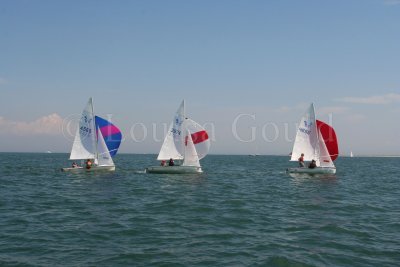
[[61, 165, 115, 172], [287, 167, 336, 174], [145, 165, 202, 174]]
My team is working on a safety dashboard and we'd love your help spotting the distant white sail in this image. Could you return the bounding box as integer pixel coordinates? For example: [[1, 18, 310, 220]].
[[70, 98, 97, 160], [290, 103, 318, 162]]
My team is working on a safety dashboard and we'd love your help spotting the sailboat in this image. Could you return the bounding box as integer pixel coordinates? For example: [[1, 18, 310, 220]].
[[62, 98, 122, 172], [146, 100, 210, 174], [287, 103, 339, 174], [350, 151, 354, 158]]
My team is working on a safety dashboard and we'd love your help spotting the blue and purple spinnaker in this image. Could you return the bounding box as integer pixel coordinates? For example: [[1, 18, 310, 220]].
[[95, 116, 122, 157]]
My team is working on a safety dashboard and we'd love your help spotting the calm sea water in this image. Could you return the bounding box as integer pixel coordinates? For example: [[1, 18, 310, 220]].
[[1, 153, 399, 266]]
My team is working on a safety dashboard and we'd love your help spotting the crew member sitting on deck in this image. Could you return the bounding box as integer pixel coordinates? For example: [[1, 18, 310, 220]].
[[298, 153, 305, 167], [161, 160, 166, 166], [168, 158, 175, 166], [308, 159, 317, 169], [72, 162, 78, 168], [85, 159, 92, 169]]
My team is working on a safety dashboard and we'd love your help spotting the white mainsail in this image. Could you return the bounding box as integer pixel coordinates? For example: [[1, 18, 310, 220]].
[[157, 100, 185, 160], [70, 98, 97, 160], [183, 130, 201, 167], [96, 129, 114, 166], [290, 103, 318, 162]]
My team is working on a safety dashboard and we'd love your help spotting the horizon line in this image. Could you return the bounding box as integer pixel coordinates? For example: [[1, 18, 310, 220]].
[[0, 151, 399, 158]]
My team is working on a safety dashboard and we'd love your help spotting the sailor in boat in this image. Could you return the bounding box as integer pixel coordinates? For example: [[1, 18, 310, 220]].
[[160, 160, 166, 167], [308, 159, 317, 169], [72, 162, 78, 168], [85, 159, 93, 169], [168, 158, 175, 166], [298, 153, 305, 167]]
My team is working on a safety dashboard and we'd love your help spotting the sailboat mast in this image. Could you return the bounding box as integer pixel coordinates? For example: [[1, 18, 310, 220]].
[[90, 97, 98, 162], [311, 103, 320, 161], [181, 99, 186, 162], [183, 130, 187, 161], [183, 99, 186, 119]]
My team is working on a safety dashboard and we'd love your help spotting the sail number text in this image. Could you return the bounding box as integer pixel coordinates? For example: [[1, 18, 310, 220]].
[[80, 126, 92, 134], [171, 128, 181, 135], [299, 127, 311, 135]]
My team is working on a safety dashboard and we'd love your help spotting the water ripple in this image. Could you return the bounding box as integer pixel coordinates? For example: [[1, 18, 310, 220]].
[[1, 153, 399, 266]]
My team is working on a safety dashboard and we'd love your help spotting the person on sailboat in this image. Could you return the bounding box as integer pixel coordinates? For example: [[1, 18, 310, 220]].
[[161, 160, 166, 166], [168, 158, 175, 166], [85, 159, 93, 169], [298, 153, 305, 167], [308, 159, 317, 169], [72, 162, 78, 168]]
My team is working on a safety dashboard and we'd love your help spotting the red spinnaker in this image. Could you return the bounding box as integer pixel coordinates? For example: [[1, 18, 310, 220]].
[[191, 130, 209, 144], [316, 120, 339, 161]]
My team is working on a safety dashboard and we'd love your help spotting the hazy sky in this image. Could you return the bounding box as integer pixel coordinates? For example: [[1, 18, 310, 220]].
[[1, 0, 399, 155]]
